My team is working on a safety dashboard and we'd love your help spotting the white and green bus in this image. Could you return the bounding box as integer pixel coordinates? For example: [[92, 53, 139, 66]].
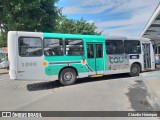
[[8, 31, 155, 85]]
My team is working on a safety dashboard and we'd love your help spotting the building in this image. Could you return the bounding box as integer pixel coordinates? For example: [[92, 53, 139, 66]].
[[141, 3, 160, 44]]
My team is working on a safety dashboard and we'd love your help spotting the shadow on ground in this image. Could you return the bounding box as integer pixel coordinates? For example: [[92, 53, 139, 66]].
[[27, 73, 130, 91], [27, 80, 60, 91], [125, 80, 155, 111]]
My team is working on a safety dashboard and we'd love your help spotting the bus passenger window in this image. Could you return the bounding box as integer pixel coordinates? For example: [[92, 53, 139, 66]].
[[96, 44, 103, 58], [44, 38, 64, 56], [124, 40, 141, 54], [106, 40, 124, 54], [87, 44, 94, 58], [19, 37, 42, 57], [65, 39, 84, 56]]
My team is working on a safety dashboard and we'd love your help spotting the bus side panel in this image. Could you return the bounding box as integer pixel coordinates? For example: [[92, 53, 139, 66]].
[[127, 40, 143, 72], [44, 55, 89, 78], [105, 54, 130, 75], [16, 32, 56, 80], [129, 55, 143, 70], [43, 33, 91, 79]]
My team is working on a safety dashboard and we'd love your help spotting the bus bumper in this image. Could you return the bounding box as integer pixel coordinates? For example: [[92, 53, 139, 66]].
[[9, 70, 16, 80]]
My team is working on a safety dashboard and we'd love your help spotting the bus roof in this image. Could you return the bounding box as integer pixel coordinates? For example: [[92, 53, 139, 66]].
[[9, 31, 151, 42], [106, 36, 127, 40], [8, 31, 105, 39], [105, 36, 151, 42], [43, 32, 105, 39], [127, 37, 151, 41]]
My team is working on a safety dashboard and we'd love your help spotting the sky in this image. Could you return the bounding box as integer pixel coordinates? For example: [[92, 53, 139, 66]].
[[56, 0, 160, 37]]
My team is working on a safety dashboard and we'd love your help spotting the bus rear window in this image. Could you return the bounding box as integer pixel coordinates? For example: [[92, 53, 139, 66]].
[[19, 37, 42, 57], [124, 40, 141, 54]]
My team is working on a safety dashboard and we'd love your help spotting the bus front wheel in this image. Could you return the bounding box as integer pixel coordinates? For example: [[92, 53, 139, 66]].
[[59, 68, 77, 86], [129, 63, 140, 77]]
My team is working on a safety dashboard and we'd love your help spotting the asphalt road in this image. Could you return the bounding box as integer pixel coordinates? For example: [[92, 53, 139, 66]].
[[0, 73, 159, 120]]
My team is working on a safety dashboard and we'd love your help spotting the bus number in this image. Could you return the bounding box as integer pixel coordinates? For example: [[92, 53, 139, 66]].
[[21, 62, 37, 67]]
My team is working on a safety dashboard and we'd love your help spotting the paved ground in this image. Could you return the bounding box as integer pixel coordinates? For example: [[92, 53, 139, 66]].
[[141, 70, 160, 110], [0, 74, 154, 111], [0, 72, 159, 120]]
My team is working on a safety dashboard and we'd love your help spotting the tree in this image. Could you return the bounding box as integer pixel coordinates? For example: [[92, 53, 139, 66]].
[[55, 16, 101, 35], [0, 32, 6, 47], [0, 0, 60, 47]]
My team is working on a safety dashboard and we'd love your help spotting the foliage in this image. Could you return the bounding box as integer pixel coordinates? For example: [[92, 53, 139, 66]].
[[0, 32, 6, 47], [0, 0, 101, 47], [55, 16, 101, 35], [0, 0, 60, 47]]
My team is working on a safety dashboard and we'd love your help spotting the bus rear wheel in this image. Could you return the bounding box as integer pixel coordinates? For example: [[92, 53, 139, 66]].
[[59, 68, 77, 86], [129, 63, 140, 77]]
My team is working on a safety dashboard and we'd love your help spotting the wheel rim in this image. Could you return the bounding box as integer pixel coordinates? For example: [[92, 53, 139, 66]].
[[64, 72, 73, 81], [132, 67, 138, 73]]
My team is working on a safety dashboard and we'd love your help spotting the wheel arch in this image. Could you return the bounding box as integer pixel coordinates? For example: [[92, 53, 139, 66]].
[[58, 66, 78, 79], [131, 62, 142, 72]]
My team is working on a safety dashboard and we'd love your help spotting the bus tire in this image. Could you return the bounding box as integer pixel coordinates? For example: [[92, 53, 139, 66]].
[[59, 68, 77, 86], [129, 63, 140, 77]]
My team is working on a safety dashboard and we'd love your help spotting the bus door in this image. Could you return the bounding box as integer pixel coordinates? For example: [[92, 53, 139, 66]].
[[142, 43, 151, 69], [155, 45, 160, 65], [86, 43, 104, 75]]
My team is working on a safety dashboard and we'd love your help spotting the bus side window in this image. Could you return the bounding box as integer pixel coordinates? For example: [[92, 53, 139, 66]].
[[44, 38, 64, 56], [124, 40, 141, 54], [106, 40, 124, 54], [65, 39, 84, 56], [96, 44, 103, 58], [19, 37, 42, 57]]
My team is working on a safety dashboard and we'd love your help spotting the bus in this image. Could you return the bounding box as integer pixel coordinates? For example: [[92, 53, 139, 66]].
[[154, 44, 160, 66], [0, 48, 9, 69], [8, 31, 155, 85]]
